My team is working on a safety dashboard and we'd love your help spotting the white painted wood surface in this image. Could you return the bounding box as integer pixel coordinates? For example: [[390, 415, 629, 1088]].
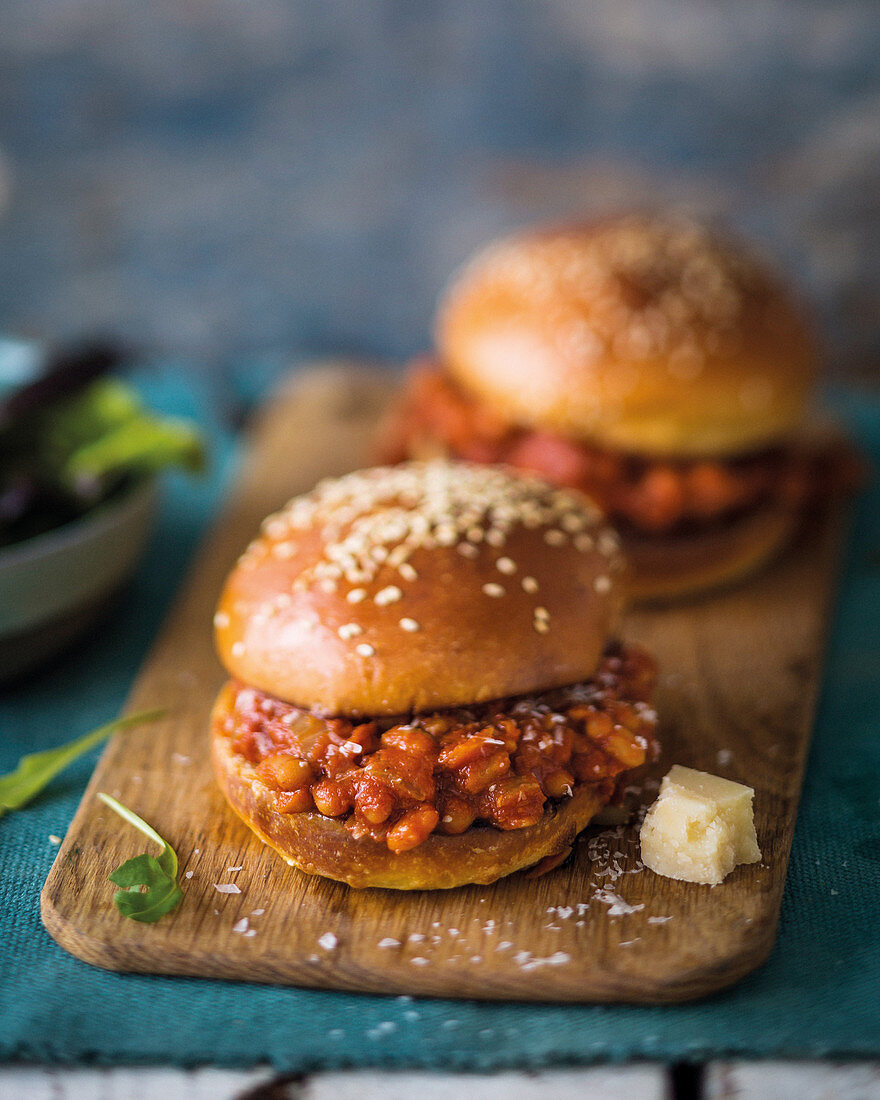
[[705, 1061, 880, 1099], [4, 1064, 880, 1100], [0, 1066, 670, 1100]]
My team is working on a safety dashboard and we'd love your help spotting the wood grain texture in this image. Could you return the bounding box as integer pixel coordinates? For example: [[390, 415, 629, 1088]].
[[41, 364, 846, 1003]]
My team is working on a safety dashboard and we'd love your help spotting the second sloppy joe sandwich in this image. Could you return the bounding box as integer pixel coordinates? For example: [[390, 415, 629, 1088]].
[[212, 460, 658, 889]]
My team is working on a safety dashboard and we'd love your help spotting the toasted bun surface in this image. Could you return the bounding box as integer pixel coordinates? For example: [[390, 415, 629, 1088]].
[[215, 461, 625, 716], [621, 502, 798, 603], [437, 214, 817, 458], [211, 681, 605, 889]]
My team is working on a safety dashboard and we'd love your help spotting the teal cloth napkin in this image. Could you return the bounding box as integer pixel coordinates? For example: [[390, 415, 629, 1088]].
[[1, 366, 878, 1070]]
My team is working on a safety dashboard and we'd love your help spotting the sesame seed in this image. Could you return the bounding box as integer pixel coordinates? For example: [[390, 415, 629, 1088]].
[[521, 576, 539, 593], [594, 575, 612, 594], [575, 533, 594, 553], [399, 618, 420, 632], [231, 641, 245, 658], [375, 585, 403, 606], [214, 611, 230, 629], [482, 583, 505, 598], [534, 606, 550, 620], [265, 462, 607, 604], [534, 619, 550, 634], [263, 518, 288, 539], [597, 530, 620, 556], [544, 529, 567, 546], [337, 623, 363, 639], [435, 525, 457, 546], [356, 643, 376, 657]]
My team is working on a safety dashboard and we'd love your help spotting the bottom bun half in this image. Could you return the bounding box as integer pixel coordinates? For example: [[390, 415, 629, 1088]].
[[211, 682, 606, 890], [622, 503, 798, 604]]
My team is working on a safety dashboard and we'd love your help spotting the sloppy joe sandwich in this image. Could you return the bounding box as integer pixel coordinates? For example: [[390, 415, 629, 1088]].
[[212, 460, 658, 889], [382, 214, 854, 600]]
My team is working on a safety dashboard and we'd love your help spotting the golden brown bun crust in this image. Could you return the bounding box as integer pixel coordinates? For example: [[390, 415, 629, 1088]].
[[622, 502, 798, 603], [215, 461, 625, 716], [437, 214, 818, 458], [211, 681, 606, 889]]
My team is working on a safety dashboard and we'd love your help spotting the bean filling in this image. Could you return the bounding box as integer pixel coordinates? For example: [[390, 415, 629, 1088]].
[[225, 644, 658, 853]]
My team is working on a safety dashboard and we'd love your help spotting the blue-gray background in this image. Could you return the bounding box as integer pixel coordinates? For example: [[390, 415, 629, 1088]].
[[0, 1, 878, 384]]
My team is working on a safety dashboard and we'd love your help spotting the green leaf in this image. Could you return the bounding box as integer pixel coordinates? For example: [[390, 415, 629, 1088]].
[[0, 709, 165, 818], [97, 793, 183, 923], [63, 413, 206, 489]]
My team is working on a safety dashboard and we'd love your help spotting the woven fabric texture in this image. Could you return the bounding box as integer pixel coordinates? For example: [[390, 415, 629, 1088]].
[[1, 368, 878, 1070]]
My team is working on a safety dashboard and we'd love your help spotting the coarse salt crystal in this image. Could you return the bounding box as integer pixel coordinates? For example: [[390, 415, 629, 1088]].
[[318, 933, 338, 950], [48, 835, 62, 845], [232, 918, 250, 934], [378, 937, 401, 948], [214, 883, 241, 894]]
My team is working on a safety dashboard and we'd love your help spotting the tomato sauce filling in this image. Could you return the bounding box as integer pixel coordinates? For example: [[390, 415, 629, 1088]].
[[225, 644, 658, 853], [381, 362, 853, 536]]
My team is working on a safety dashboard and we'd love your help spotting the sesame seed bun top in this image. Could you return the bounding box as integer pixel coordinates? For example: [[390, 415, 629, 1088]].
[[436, 214, 818, 458], [215, 461, 625, 716]]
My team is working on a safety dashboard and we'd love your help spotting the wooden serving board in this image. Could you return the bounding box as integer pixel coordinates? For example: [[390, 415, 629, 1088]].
[[42, 365, 846, 1003]]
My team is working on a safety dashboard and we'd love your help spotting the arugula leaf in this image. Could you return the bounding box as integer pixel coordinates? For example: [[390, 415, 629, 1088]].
[[0, 709, 165, 818], [97, 793, 183, 923]]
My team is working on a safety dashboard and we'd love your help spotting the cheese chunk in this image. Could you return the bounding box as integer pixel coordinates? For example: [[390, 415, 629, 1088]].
[[639, 765, 761, 885]]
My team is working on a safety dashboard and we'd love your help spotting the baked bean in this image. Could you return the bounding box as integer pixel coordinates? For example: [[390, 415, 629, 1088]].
[[458, 750, 510, 793], [542, 768, 575, 799], [386, 804, 440, 853], [275, 787, 313, 814], [311, 780, 351, 817], [381, 727, 437, 757], [346, 721, 380, 755], [437, 794, 477, 835], [256, 753, 314, 791], [229, 644, 658, 852], [485, 774, 545, 829], [354, 777, 395, 825], [439, 735, 494, 769]]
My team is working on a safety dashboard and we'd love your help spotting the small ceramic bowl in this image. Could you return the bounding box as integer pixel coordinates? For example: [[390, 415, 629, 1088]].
[[0, 477, 158, 682]]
